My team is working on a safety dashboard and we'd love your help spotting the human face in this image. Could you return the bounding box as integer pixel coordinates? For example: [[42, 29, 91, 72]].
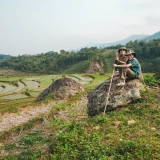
[[120, 49, 126, 56], [127, 54, 134, 60]]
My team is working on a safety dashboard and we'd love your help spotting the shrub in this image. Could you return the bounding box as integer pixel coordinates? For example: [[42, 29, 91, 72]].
[[144, 75, 160, 86]]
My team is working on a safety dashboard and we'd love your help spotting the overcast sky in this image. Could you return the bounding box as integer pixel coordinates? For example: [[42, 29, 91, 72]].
[[0, 0, 160, 56]]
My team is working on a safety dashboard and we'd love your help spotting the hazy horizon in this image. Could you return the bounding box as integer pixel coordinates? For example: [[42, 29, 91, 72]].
[[1, 0, 160, 56]]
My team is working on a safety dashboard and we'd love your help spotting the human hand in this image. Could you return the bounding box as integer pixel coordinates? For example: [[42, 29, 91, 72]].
[[114, 52, 119, 61], [113, 64, 117, 67], [115, 52, 118, 55], [115, 57, 119, 61]]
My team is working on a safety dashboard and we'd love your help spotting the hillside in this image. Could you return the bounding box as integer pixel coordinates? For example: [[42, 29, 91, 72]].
[[76, 31, 160, 50], [143, 31, 160, 41], [72, 35, 149, 51], [0, 73, 159, 159], [96, 31, 160, 48], [96, 34, 149, 48]]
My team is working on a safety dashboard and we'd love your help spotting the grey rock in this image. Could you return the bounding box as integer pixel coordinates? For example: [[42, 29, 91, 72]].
[[87, 77, 144, 116], [36, 78, 84, 101]]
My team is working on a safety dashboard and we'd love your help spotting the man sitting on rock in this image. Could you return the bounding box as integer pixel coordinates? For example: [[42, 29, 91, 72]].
[[114, 47, 128, 76], [113, 50, 142, 86]]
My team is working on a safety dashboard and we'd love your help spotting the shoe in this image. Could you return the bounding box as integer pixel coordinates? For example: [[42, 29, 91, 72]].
[[116, 82, 126, 86]]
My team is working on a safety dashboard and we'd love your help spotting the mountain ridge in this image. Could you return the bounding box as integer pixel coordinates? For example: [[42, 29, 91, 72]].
[[142, 31, 160, 41], [73, 31, 160, 51], [96, 34, 149, 48]]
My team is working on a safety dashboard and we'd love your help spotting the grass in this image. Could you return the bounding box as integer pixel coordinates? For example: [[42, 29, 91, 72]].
[[61, 61, 90, 74], [47, 89, 160, 160], [38, 75, 58, 88], [0, 72, 159, 159], [0, 69, 39, 77], [0, 98, 36, 113], [1, 89, 159, 160], [84, 73, 111, 90]]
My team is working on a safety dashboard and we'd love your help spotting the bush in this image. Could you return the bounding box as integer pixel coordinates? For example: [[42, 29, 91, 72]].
[[144, 75, 160, 86]]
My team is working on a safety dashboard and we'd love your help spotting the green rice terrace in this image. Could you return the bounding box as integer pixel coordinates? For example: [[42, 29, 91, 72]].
[[0, 71, 96, 113], [0, 70, 159, 160]]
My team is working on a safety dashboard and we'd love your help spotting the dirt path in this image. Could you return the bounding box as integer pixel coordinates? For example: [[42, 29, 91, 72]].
[[0, 96, 88, 158], [0, 101, 63, 132], [0, 96, 87, 133]]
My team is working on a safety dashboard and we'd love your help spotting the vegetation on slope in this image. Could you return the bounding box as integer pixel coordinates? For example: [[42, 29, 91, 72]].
[[1, 88, 159, 160], [0, 73, 159, 160], [49, 94, 160, 160]]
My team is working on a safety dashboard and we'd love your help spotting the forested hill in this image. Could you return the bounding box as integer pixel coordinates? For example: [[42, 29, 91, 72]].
[[0, 39, 160, 74]]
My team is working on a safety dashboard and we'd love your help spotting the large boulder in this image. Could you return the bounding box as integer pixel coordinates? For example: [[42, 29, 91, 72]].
[[36, 77, 84, 101], [87, 77, 144, 116]]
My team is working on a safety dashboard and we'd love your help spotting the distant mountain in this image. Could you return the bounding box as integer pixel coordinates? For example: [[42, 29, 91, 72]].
[[80, 42, 100, 48], [72, 31, 160, 51], [96, 34, 149, 48], [69, 42, 100, 52], [71, 34, 149, 51], [142, 31, 160, 41]]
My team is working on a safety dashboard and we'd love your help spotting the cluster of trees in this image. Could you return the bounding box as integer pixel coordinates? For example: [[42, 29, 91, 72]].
[[126, 39, 160, 58], [0, 48, 110, 74], [0, 39, 160, 74], [126, 39, 160, 72], [0, 54, 9, 60]]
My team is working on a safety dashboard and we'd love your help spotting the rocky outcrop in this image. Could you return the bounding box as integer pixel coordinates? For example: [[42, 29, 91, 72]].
[[85, 61, 103, 74], [87, 77, 144, 116], [36, 78, 84, 101]]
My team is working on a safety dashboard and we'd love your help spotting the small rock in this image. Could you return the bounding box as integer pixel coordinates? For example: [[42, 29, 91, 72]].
[[0, 150, 7, 156], [0, 143, 3, 147], [128, 120, 136, 125], [113, 121, 121, 127], [94, 125, 100, 130], [151, 127, 156, 131]]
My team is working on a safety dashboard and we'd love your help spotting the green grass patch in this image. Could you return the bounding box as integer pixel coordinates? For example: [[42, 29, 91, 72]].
[[84, 73, 111, 90], [61, 61, 90, 74], [0, 73, 160, 159]]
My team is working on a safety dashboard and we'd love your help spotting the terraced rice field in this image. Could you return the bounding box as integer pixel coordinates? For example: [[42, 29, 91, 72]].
[[0, 74, 94, 113]]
